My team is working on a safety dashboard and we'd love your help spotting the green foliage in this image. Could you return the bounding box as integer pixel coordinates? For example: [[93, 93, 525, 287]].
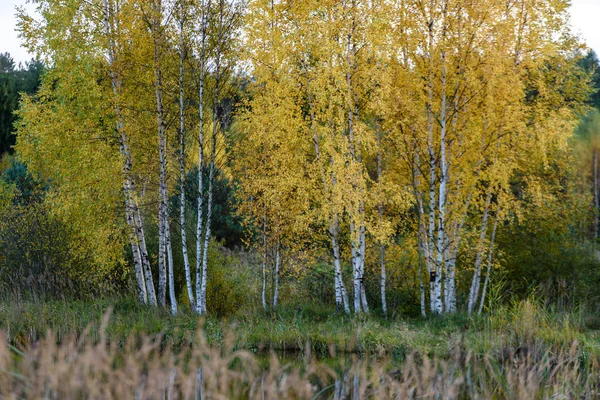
[[204, 240, 255, 318], [0, 53, 43, 155], [174, 166, 245, 249], [579, 50, 600, 109], [0, 159, 123, 300]]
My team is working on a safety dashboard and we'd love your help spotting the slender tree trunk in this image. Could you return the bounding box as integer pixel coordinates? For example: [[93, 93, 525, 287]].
[[179, 0, 194, 309], [165, 214, 178, 315], [468, 190, 492, 313], [262, 212, 267, 311], [594, 148, 598, 240], [351, 220, 362, 314], [134, 201, 157, 304], [331, 215, 350, 314], [103, 0, 156, 305], [413, 148, 428, 318], [436, 11, 448, 314], [199, 0, 222, 316], [380, 245, 387, 317], [478, 215, 498, 314], [426, 0, 439, 314], [359, 223, 369, 313], [418, 224, 426, 318], [376, 120, 386, 317], [195, 0, 209, 314], [345, 2, 365, 315], [151, 0, 169, 307], [273, 237, 280, 308], [306, 72, 349, 314]]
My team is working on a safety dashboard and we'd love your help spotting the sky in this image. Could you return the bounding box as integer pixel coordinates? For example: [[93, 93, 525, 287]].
[[0, 0, 599, 65]]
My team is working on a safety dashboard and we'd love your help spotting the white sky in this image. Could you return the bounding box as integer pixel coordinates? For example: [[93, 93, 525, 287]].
[[0, 0, 599, 65]]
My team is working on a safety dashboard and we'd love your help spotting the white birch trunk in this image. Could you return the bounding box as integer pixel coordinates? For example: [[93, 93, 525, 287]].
[[467, 190, 492, 313], [594, 148, 598, 240], [478, 215, 498, 314], [305, 67, 350, 315], [261, 213, 268, 311], [134, 202, 157, 305], [418, 227, 426, 318], [199, 0, 222, 315], [195, 0, 209, 314], [413, 149, 428, 317], [426, 2, 439, 313], [273, 238, 280, 308], [376, 121, 386, 317], [151, 0, 168, 307], [435, 17, 448, 314], [331, 216, 350, 314], [103, 0, 156, 305], [165, 214, 178, 315], [178, 0, 194, 309], [359, 225, 369, 313], [345, 5, 365, 315], [380, 245, 387, 317], [351, 221, 362, 314]]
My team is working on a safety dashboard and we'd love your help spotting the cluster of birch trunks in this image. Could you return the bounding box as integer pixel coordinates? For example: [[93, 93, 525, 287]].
[[96, 0, 584, 316], [101, 0, 241, 314]]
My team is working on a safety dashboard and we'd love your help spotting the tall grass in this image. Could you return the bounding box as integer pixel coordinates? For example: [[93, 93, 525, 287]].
[[2, 299, 600, 398], [1, 314, 599, 398]]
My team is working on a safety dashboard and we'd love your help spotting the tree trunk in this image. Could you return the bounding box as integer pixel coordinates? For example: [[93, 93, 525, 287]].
[[380, 245, 387, 317], [151, 0, 169, 307], [418, 226, 426, 318], [178, 0, 194, 310], [345, 3, 365, 315], [199, 0, 222, 316], [376, 120, 386, 317], [331, 215, 350, 314], [478, 215, 498, 314], [413, 148, 428, 318], [195, 0, 209, 314], [262, 212, 268, 311], [359, 224, 369, 313], [436, 15, 448, 314], [351, 220, 362, 314], [306, 68, 349, 315], [134, 201, 157, 305], [102, 0, 155, 305], [165, 214, 178, 315], [468, 190, 492, 313], [273, 237, 280, 308], [426, 1, 438, 313], [594, 148, 598, 240]]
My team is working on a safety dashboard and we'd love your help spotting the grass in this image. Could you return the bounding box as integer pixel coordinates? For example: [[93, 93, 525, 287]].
[[2, 297, 600, 361], [1, 302, 600, 398], [2, 298, 600, 397]]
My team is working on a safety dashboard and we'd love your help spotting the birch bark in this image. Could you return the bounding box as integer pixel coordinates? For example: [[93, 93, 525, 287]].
[[273, 237, 280, 308], [467, 190, 492, 313], [262, 212, 267, 311], [166, 214, 178, 315], [426, 0, 440, 314], [435, 1, 448, 315], [594, 148, 598, 240], [102, 0, 156, 305], [199, 0, 223, 315], [478, 215, 498, 314], [195, 0, 209, 314], [377, 120, 387, 317], [152, 1, 168, 307], [305, 70, 350, 314], [178, 0, 194, 309]]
